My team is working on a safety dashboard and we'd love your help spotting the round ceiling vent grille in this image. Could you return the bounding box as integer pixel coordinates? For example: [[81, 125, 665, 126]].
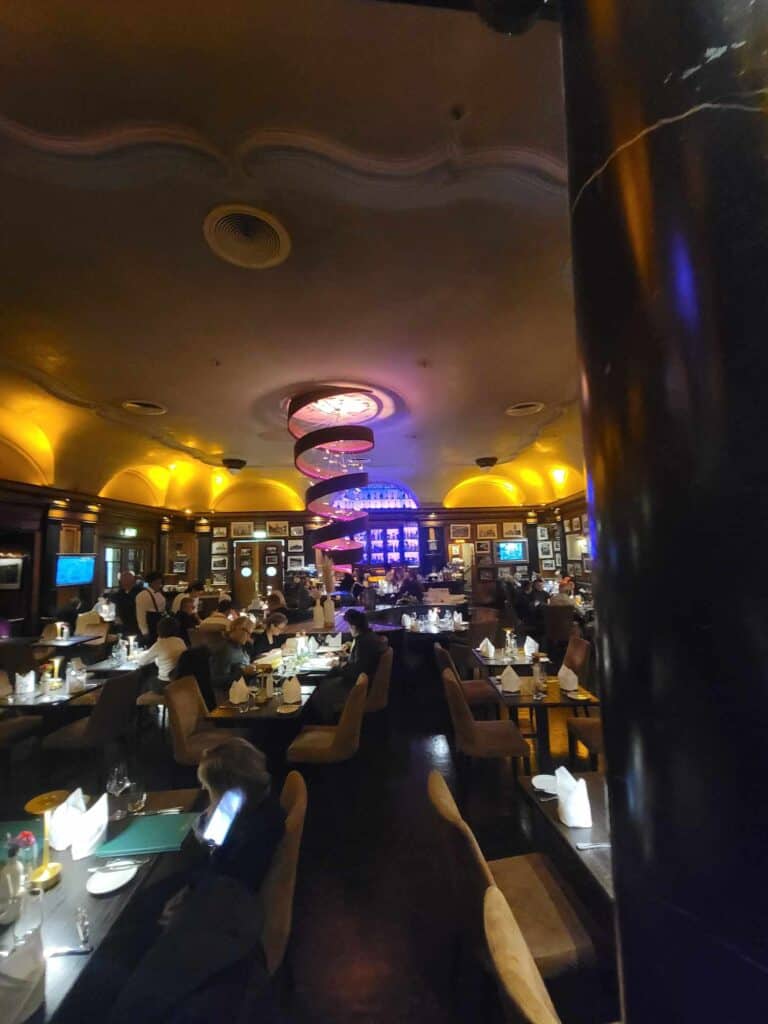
[[121, 400, 167, 416], [505, 401, 545, 417], [203, 204, 291, 269]]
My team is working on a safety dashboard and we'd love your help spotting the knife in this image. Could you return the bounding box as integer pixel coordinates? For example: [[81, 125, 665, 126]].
[[132, 807, 183, 816], [88, 859, 148, 872], [575, 842, 611, 851]]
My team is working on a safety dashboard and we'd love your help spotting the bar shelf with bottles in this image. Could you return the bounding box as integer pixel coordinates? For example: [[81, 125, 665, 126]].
[[352, 521, 420, 567]]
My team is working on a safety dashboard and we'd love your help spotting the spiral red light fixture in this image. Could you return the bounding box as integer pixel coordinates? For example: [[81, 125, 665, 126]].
[[288, 386, 379, 562]]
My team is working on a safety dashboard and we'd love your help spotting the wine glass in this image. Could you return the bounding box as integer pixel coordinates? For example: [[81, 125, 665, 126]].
[[106, 763, 130, 820], [126, 782, 147, 814]]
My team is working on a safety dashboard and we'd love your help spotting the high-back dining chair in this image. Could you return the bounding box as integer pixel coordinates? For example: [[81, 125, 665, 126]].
[[260, 771, 308, 974], [43, 671, 142, 753], [0, 670, 43, 772], [286, 676, 369, 764], [484, 886, 562, 1024], [441, 668, 529, 768], [562, 636, 591, 687], [427, 770, 598, 983], [365, 645, 393, 713], [174, 645, 216, 709], [543, 605, 574, 647], [165, 675, 240, 767], [435, 644, 498, 711]]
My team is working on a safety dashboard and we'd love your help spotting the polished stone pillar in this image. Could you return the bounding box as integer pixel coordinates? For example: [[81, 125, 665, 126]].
[[560, 2, 768, 1017]]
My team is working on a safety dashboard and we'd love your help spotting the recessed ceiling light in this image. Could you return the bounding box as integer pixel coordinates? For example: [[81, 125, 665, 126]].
[[121, 400, 167, 416], [203, 204, 291, 270], [505, 402, 545, 417]]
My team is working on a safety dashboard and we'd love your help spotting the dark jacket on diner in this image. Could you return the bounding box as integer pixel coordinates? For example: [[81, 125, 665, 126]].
[[249, 630, 286, 659], [113, 584, 141, 635], [341, 628, 381, 688], [175, 610, 198, 646], [209, 642, 251, 688]]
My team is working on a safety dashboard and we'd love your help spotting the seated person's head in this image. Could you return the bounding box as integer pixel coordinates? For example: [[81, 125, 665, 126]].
[[188, 580, 205, 596], [198, 738, 271, 809], [266, 593, 283, 612], [343, 608, 369, 636], [265, 612, 287, 634], [180, 596, 197, 615], [558, 581, 571, 594], [227, 616, 253, 646], [217, 599, 233, 615], [157, 617, 179, 640]]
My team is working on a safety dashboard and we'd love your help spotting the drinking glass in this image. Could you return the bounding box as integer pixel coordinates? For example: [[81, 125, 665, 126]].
[[126, 782, 147, 814], [13, 888, 43, 947], [106, 763, 130, 819]]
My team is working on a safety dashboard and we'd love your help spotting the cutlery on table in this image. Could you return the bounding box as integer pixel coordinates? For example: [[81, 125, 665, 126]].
[[46, 944, 94, 958], [88, 858, 148, 873], [132, 807, 183, 816], [575, 842, 611, 851]]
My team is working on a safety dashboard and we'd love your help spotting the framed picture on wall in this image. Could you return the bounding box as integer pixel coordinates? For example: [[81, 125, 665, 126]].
[[553, 540, 561, 553], [537, 526, 549, 541], [541, 559, 556, 571], [287, 539, 304, 554], [212, 526, 228, 538], [538, 541, 553, 558], [289, 525, 304, 537], [477, 523, 498, 540], [266, 520, 289, 537], [475, 540, 491, 554], [211, 541, 228, 554], [502, 522, 524, 538], [172, 559, 187, 574], [287, 556, 304, 570], [567, 561, 581, 576], [449, 524, 471, 540], [231, 522, 254, 539], [572, 516, 582, 532], [265, 555, 279, 565], [476, 555, 492, 567], [583, 557, 593, 573], [0, 557, 23, 590], [211, 555, 228, 571], [555, 554, 562, 567], [478, 568, 495, 582], [212, 575, 228, 587]]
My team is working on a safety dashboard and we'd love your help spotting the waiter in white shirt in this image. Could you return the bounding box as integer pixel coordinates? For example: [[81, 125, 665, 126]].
[[170, 580, 205, 614], [135, 571, 167, 643]]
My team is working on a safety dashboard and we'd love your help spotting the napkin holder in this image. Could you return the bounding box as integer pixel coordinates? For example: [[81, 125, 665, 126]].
[[557, 664, 579, 692], [283, 676, 302, 705], [555, 767, 592, 828], [499, 666, 521, 694], [228, 676, 250, 705]]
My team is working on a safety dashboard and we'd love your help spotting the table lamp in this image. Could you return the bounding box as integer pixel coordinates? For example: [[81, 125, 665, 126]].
[[24, 790, 69, 890]]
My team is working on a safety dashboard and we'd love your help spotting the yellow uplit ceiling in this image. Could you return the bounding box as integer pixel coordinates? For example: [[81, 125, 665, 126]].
[[0, 1, 580, 513]]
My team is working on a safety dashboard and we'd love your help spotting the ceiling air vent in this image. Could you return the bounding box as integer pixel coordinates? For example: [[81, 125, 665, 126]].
[[505, 401, 545, 417], [203, 204, 291, 269], [121, 400, 167, 416]]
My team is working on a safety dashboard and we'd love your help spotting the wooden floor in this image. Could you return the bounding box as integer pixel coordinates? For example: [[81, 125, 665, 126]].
[[1, 649, 602, 1023]]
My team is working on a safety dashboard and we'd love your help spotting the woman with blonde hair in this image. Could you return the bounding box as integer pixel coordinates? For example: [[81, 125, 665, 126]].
[[209, 615, 257, 689]]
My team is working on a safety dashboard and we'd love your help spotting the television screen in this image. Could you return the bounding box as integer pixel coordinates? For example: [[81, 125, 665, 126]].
[[55, 554, 96, 587], [494, 540, 529, 563]]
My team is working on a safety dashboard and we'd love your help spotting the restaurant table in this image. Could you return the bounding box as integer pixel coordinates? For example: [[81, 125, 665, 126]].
[[207, 684, 315, 723], [31, 636, 102, 650], [282, 618, 401, 637], [472, 654, 599, 773], [85, 658, 141, 677], [1, 788, 204, 1022], [518, 774, 614, 905], [0, 680, 104, 711]]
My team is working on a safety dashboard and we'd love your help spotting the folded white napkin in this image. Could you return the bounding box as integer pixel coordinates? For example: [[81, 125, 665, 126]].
[[283, 675, 302, 704], [427, 608, 438, 623], [524, 636, 539, 657], [478, 637, 495, 657], [312, 601, 325, 628], [307, 635, 319, 655], [453, 611, 464, 626], [229, 676, 250, 705], [500, 666, 521, 693], [326, 633, 342, 649], [555, 767, 592, 828], [0, 928, 46, 1024], [401, 613, 412, 629], [557, 664, 579, 692], [50, 787, 87, 852], [71, 792, 108, 860], [282, 637, 298, 653], [14, 671, 35, 695]]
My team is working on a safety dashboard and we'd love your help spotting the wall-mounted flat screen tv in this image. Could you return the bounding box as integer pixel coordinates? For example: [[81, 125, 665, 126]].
[[55, 554, 96, 587], [494, 540, 529, 563]]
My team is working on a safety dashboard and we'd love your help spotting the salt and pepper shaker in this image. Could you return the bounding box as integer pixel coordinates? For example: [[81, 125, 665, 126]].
[[76, 906, 90, 945]]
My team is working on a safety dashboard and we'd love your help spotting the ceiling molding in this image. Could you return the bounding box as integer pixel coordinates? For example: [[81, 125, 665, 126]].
[[239, 129, 568, 208], [0, 114, 228, 187]]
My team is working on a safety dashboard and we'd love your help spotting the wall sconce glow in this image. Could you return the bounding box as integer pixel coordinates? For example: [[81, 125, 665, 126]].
[[240, 566, 253, 578], [253, 529, 267, 539], [443, 475, 522, 509], [265, 566, 278, 577], [121, 527, 138, 538]]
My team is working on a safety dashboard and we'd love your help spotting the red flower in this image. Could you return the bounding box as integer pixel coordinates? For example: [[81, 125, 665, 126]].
[[15, 830, 36, 847]]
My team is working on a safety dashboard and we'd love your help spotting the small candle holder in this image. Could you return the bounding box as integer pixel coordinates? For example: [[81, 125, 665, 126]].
[[24, 790, 69, 890]]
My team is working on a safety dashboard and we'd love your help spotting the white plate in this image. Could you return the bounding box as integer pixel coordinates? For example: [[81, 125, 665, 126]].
[[531, 774, 558, 795], [86, 864, 138, 895]]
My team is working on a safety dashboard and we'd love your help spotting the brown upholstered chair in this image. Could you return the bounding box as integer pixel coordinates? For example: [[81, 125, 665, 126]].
[[260, 771, 308, 974], [441, 668, 530, 771], [428, 771, 598, 982], [0, 671, 43, 770], [42, 671, 142, 752], [165, 675, 242, 767], [543, 605, 574, 648], [286, 676, 368, 764], [435, 643, 499, 711], [484, 885, 562, 1024], [562, 636, 591, 687], [365, 646, 393, 713], [567, 717, 604, 771]]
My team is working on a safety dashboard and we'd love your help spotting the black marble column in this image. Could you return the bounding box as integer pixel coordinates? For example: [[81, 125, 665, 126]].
[[560, 2, 768, 1018]]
